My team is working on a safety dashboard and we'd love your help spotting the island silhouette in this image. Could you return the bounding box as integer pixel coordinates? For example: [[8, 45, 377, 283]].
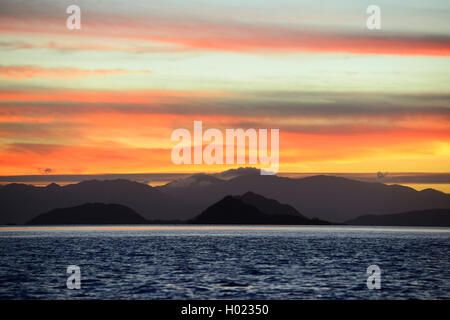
[[188, 192, 330, 225], [0, 168, 449, 226], [28, 203, 148, 225], [26, 192, 330, 225], [346, 208, 450, 227]]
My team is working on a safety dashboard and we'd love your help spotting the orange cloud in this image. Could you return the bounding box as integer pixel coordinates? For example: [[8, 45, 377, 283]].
[[0, 89, 223, 104], [0, 65, 151, 79], [0, 40, 190, 54], [280, 129, 450, 163], [0, 116, 448, 175], [0, 142, 173, 175]]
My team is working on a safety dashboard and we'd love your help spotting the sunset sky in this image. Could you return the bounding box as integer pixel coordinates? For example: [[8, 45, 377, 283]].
[[0, 0, 449, 176]]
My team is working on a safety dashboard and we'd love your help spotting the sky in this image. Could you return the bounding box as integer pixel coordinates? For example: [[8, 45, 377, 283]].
[[0, 0, 449, 176]]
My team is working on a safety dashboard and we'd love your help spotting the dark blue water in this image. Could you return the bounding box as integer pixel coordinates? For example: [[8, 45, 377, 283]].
[[0, 226, 449, 299]]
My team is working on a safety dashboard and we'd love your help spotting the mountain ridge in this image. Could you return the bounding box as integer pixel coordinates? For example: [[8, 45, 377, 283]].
[[2, 170, 450, 224], [27, 203, 148, 225], [189, 194, 330, 225], [157, 173, 450, 222], [0, 179, 189, 224], [346, 208, 450, 227]]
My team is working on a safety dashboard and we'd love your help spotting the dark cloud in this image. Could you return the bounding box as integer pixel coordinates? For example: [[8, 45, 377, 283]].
[[1, 89, 449, 118], [43, 168, 53, 174], [0, 121, 83, 140], [6, 143, 62, 155]]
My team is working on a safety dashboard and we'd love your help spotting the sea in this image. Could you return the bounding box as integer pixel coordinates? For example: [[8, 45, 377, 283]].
[[0, 225, 449, 300]]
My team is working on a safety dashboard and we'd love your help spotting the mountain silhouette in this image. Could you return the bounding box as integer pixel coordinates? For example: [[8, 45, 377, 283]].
[[0, 179, 190, 224], [189, 193, 329, 225], [164, 173, 223, 188], [213, 167, 260, 179], [346, 208, 450, 227], [27, 203, 148, 225], [237, 191, 306, 217], [2, 169, 450, 225], [157, 172, 450, 222]]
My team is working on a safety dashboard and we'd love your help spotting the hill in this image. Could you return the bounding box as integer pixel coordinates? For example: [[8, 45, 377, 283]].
[[346, 209, 450, 227], [189, 193, 329, 225], [0, 179, 189, 224], [158, 173, 450, 222], [2, 169, 450, 224], [27, 203, 148, 225]]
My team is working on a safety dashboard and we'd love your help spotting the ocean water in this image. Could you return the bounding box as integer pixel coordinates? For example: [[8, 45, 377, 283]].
[[0, 225, 449, 300]]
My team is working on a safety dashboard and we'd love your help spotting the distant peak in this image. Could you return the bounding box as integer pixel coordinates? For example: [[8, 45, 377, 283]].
[[419, 188, 443, 194], [165, 173, 222, 188], [78, 179, 144, 186], [46, 182, 60, 188], [238, 191, 265, 200], [241, 191, 259, 197], [215, 167, 260, 179]]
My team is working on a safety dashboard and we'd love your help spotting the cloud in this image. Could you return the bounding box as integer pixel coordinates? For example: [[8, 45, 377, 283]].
[[1, 88, 448, 119], [0, 1, 449, 56], [0, 141, 174, 175], [0, 65, 151, 79], [0, 88, 222, 104], [0, 41, 189, 54], [40, 167, 53, 174], [6, 143, 62, 155]]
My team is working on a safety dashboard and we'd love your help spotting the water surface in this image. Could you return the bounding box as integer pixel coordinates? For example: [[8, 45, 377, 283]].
[[0, 225, 449, 299]]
